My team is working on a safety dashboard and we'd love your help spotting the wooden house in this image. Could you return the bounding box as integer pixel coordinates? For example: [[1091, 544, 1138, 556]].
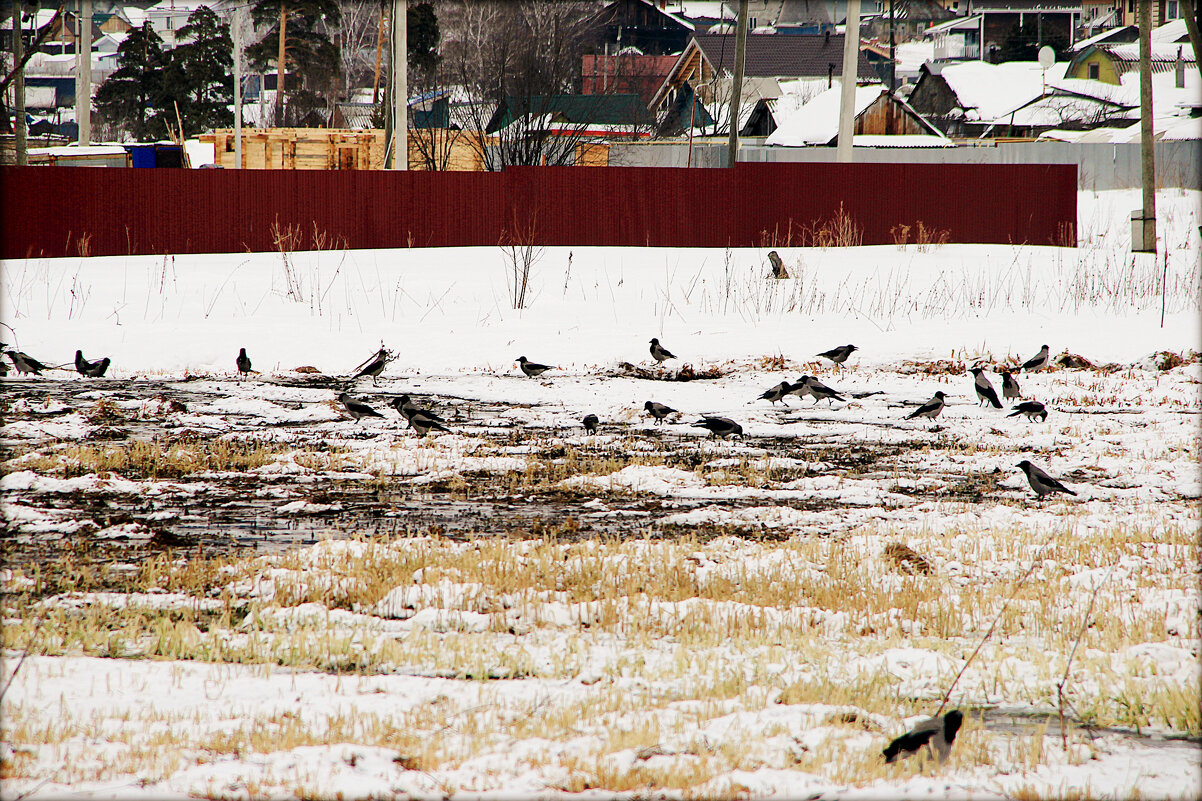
[[587, 0, 697, 56], [201, 129, 388, 170], [1065, 41, 1195, 85], [764, 84, 949, 145]]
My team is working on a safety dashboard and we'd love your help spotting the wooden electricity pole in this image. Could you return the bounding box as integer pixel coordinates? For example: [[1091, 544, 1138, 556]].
[[1137, 0, 1156, 252], [391, 0, 406, 170], [372, 0, 385, 104], [725, 0, 748, 167], [836, 0, 862, 162], [275, 4, 287, 127], [77, 0, 91, 144], [12, 2, 26, 165]]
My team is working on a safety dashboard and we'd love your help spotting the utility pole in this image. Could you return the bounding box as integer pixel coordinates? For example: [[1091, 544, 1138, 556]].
[[77, 0, 91, 144], [275, 4, 287, 127], [836, 0, 862, 162], [391, 0, 406, 170], [1135, 0, 1156, 252], [233, 4, 245, 168], [372, 0, 384, 104], [888, 0, 895, 92], [725, 0, 747, 167], [12, 2, 26, 164]]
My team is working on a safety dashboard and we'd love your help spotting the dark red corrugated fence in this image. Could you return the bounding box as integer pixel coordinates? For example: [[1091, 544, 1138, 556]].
[[2, 163, 1076, 258]]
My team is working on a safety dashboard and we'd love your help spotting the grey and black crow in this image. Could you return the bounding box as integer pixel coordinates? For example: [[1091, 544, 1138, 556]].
[[800, 375, 845, 406], [1001, 369, 1021, 401], [905, 391, 946, 421], [76, 350, 111, 378], [883, 710, 964, 764], [6, 349, 48, 375], [517, 356, 552, 378], [649, 338, 676, 364], [1007, 401, 1048, 422], [236, 348, 252, 380], [1016, 460, 1077, 498], [817, 344, 857, 367], [758, 381, 793, 406], [691, 416, 743, 439], [338, 392, 384, 423], [390, 394, 445, 428], [1022, 345, 1050, 372], [644, 401, 678, 425], [354, 348, 390, 385], [408, 409, 451, 437], [969, 367, 1002, 409], [582, 414, 599, 434]]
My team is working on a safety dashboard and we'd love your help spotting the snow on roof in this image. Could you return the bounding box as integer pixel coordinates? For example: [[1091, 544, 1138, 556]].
[[894, 40, 935, 73], [850, 134, 955, 148], [0, 8, 58, 30], [936, 60, 1069, 121], [990, 94, 1127, 129], [923, 14, 982, 37], [184, 139, 215, 167], [1151, 18, 1189, 44], [27, 145, 129, 156], [1104, 41, 1196, 63], [765, 83, 886, 146], [674, 1, 735, 21], [1160, 116, 1202, 140]]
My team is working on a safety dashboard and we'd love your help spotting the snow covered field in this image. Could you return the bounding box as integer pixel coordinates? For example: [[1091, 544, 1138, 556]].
[[1, 188, 1199, 799]]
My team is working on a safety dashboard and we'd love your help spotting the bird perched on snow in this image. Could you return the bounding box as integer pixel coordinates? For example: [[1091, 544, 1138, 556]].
[[6, 349, 48, 375], [75, 350, 111, 378], [691, 416, 743, 439], [798, 375, 845, 406], [1007, 401, 1048, 422], [338, 392, 384, 423], [517, 356, 552, 378], [817, 344, 857, 368], [969, 367, 1002, 409], [767, 250, 789, 279], [1016, 460, 1077, 499], [235, 347, 252, 380], [390, 394, 445, 428], [1022, 345, 1050, 372], [1001, 369, 1021, 401], [644, 401, 678, 425], [582, 414, 599, 434], [905, 391, 946, 421], [758, 381, 793, 406], [649, 337, 676, 364], [883, 710, 964, 764], [353, 348, 390, 385], [408, 409, 451, 437]]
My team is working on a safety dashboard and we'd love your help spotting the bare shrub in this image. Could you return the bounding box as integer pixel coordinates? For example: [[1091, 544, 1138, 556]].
[[500, 210, 543, 310]]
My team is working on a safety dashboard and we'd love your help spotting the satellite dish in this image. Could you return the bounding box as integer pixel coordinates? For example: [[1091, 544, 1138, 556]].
[[1038, 46, 1055, 70]]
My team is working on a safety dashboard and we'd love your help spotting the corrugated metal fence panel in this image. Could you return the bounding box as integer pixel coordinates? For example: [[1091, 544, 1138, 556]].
[[0, 163, 1076, 259]]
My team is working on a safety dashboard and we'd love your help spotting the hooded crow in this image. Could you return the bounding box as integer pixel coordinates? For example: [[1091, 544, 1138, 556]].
[[758, 381, 793, 406], [649, 338, 676, 363], [354, 348, 390, 385], [338, 392, 384, 423], [76, 350, 111, 378], [800, 375, 845, 405], [1022, 345, 1050, 372], [691, 416, 743, 439], [1016, 460, 1077, 498], [517, 356, 552, 378], [905, 391, 946, 421], [6, 350, 48, 375], [1001, 370, 1021, 401], [817, 344, 857, 367], [1007, 401, 1048, 422], [883, 710, 964, 764], [235, 347, 252, 380], [582, 414, 599, 434], [969, 367, 1002, 408], [409, 409, 451, 437], [390, 394, 445, 428], [644, 401, 678, 425]]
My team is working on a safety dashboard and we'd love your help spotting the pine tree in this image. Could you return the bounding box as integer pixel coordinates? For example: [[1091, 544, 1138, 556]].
[[245, 0, 341, 126], [94, 22, 170, 141], [172, 6, 234, 134]]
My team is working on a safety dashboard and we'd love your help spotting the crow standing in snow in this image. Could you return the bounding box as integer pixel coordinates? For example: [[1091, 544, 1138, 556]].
[[649, 338, 676, 364], [1001, 369, 1021, 401], [5, 348, 48, 376], [691, 416, 743, 440], [75, 350, 111, 378], [644, 401, 678, 425], [235, 347, 252, 380], [969, 367, 1002, 409], [817, 344, 857, 368], [338, 392, 384, 423], [408, 409, 451, 437], [390, 394, 445, 428], [883, 710, 964, 764], [1016, 460, 1077, 499], [582, 414, 599, 434], [1007, 401, 1048, 422], [353, 348, 390, 385], [517, 356, 552, 378], [758, 381, 793, 406], [1022, 345, 1050, 372], [905, 391, 946, 421], [798, 375, 845, 406]]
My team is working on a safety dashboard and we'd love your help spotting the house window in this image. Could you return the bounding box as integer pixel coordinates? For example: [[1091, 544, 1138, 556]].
[[1167, 1, 1180, 18], [1088, 63, 1100, 79]]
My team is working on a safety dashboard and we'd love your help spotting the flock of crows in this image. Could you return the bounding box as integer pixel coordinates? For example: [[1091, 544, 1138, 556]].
[[2, 336, 1077, 502]]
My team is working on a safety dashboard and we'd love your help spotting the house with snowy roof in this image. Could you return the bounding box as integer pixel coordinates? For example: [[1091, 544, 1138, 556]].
[[1065, 20, 1195, 84], [764, 83, 951, 146], [907, 59, 1069, 137]]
